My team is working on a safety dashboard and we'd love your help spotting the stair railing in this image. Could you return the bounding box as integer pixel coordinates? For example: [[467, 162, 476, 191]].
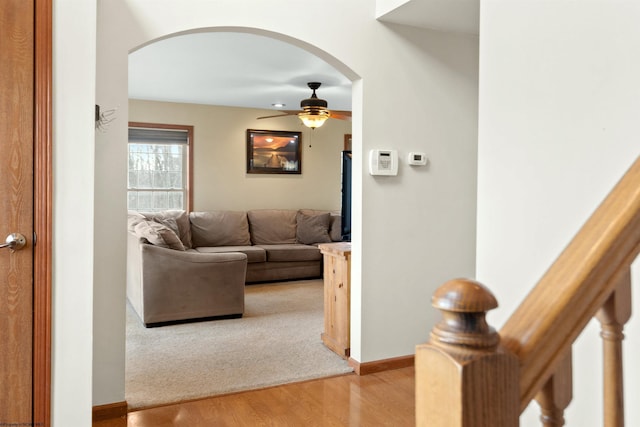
[[416, 155, 640, 426]]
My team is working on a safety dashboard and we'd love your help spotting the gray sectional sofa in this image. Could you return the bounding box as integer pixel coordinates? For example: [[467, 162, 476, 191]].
[[127, 208, 341, 326]]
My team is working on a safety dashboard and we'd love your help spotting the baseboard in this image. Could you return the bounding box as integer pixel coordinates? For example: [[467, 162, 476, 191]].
[[92, 401, 128, 422], [348, 354, 414, 375]]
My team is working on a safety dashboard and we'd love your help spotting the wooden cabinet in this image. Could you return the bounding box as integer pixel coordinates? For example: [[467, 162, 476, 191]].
[[318, 242, 351, 358]]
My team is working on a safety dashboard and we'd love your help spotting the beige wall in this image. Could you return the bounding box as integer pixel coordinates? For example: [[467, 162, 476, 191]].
[[129, 99, 352, 211]]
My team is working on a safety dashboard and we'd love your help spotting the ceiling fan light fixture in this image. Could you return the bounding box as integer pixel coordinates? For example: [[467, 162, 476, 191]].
[[298, 110, 330, 129], [298, 82, 330, 129], [256, 82, 351, 126]]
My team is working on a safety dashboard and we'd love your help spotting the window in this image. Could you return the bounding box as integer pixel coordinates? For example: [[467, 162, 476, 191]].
[[128, 122, 193, 212]]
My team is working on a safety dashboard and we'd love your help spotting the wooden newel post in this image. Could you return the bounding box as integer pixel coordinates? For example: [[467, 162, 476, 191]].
[[415, 279, 520, 427]]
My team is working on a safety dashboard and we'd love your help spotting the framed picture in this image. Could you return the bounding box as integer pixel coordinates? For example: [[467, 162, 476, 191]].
[[246, 129, 302, 174]]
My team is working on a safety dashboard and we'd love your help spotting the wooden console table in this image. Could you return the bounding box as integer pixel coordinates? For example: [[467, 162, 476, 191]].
[[318, 242, 351, 358]]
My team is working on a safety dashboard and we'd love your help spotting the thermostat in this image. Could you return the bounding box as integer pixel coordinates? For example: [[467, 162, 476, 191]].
[[408, 152, 428, 166]]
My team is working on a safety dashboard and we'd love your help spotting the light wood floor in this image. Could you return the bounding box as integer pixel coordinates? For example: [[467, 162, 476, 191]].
[[94, 367, 415, 427]]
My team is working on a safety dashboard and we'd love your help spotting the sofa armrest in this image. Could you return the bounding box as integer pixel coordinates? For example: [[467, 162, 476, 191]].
[[141, 242, 247, 264], [127, 234, 248, 325]]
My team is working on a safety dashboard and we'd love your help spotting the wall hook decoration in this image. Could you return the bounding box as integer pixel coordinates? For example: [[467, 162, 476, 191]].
[[95, 104, 117, 132]]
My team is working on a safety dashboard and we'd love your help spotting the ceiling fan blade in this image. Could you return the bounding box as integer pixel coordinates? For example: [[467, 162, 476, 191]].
[[256, 110, 301, 120], [257, 107, 352, 122], [329, 110, 352, 120]]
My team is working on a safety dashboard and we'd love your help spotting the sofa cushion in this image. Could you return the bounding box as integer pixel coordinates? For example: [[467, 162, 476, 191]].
[[134, 219, 186, 251], [190, 211, 251, 247], [195, 246, 266, 263], [138, 210, 193, 249], [296, 211, 332, 244], [248, 209, 297, 245], [257, 244, 322, 262]]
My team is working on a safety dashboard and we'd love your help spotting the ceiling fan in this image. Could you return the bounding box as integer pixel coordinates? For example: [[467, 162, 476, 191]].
[[257, 82, 351, 129]]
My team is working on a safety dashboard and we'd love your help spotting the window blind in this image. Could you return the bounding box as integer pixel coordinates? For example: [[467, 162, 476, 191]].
[[128, 128, 188, 144]]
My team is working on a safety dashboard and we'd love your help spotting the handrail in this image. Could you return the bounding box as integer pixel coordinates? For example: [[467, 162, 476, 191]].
[[500, 155, 640, 410], [416, 155, 640, 426]]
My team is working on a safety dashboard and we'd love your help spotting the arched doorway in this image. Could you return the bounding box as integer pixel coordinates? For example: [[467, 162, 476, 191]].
[[124, 29, 357, 408]]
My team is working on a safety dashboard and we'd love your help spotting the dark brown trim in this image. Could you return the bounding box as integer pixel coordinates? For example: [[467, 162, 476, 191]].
[[348, 355, 414, 376], [128, 121, 195, 212], [33, 0, 52, 425], [92, 401, 128, 422], [344, 133, 352, 151]]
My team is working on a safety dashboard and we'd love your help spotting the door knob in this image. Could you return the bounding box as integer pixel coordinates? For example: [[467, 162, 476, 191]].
[[0, 233, 27, 251]]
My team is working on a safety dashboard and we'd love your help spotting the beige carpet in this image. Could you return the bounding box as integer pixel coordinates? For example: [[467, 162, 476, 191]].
[[125, 279, 353, 409]]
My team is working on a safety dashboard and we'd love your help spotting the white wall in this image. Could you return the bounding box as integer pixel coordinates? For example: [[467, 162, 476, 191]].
[[94, 0, 479, 407], [376, 0, 412, 16], [129, 100, 351, 211], [355, 24, 478, 361], [52, 0, 96, 424], [478, 1, 640, 425], [91, 0, 130, 407]]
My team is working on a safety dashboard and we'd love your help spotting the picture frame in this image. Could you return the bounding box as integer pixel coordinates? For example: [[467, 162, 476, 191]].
[[246, 129, 302, 174]]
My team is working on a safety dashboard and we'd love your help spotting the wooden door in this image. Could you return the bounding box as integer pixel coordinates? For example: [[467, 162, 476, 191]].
[[0, 0, 35, 421], [0, 0, 48, 424]]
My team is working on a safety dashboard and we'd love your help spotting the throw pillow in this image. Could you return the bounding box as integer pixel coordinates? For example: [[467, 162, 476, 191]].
[[152, 217, 180, 236], [296, 211, 332, 244], [329, 214, 342, 241], [127, 211, 147, 232], [298, 209, 342, 242], [140, 210, 193, 249], [134, 220, 186, 251]]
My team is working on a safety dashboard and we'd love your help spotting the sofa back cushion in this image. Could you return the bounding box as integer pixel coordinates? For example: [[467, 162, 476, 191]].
[[190, 211, 251, 247], [248, 209, 297, 245]]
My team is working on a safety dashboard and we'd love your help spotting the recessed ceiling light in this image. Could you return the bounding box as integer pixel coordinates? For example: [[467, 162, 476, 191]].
[[271, 103, 285, 108]]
